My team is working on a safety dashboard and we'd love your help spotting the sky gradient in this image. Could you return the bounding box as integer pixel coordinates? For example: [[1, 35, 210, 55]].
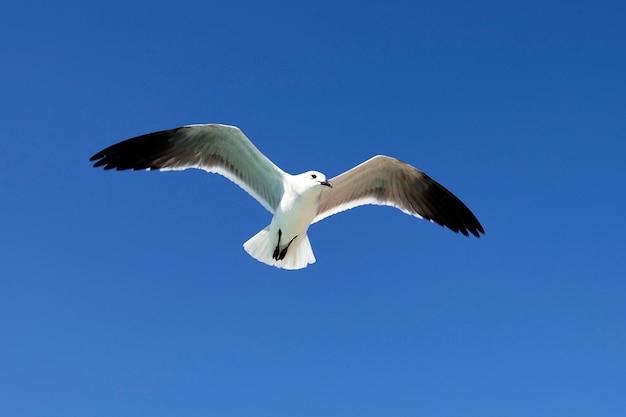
[[2, 1, 625, 416]]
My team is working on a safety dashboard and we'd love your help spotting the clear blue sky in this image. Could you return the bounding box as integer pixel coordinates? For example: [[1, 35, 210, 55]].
[[2, 1, 625, 416]]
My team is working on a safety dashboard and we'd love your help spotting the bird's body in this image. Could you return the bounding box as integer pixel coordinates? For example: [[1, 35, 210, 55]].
[[90, 124, 484, 269], [244, 171, 329, 269]]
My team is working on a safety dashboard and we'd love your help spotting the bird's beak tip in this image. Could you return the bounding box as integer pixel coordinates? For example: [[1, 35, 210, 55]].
[[321, 180, 333, 188]]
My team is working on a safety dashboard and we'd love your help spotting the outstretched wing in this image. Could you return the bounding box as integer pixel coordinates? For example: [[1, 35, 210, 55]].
[[90, 124, 286, 213], [313, 155, 484, 237]]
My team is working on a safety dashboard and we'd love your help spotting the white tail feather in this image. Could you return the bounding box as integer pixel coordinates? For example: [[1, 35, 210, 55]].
[[243, 226, 316, 270]]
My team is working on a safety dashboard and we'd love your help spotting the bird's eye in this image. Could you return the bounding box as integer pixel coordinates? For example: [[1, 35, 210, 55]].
[[311, 174, 317, 179]]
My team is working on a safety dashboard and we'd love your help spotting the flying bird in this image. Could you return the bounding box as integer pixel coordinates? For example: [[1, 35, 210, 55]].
[[90, 124, 484, 269]]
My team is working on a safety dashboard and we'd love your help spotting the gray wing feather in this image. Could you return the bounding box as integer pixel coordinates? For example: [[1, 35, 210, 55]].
[[313, 155, 484, 237], [90, 124, 286, 213]]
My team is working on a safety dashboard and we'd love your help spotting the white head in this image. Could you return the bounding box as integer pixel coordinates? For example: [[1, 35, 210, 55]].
[[293, 171, 333, 193]]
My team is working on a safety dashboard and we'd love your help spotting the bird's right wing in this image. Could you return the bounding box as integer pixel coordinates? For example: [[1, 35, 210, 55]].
[[90, 124, 286, 213], [313, 155, 484, 237]]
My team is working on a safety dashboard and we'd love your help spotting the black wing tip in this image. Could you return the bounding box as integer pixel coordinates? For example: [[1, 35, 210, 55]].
[[464, 223, 485, 238], [457, 218, 485, 238], [89, 128, 182, 171], [446, 213, 485, 238], [416, 173, 485, 238], [438, 219, 484, 238], [89, 154, 143, 171]]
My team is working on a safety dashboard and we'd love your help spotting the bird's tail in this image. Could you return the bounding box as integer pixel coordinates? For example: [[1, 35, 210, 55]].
[[243, 226, 316, 270]]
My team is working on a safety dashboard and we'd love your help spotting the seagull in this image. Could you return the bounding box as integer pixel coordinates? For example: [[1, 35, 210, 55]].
[[90, 124, 484, 270]]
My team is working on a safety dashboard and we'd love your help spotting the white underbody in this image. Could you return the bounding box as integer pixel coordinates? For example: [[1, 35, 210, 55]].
[[243, 178, 325, 270]]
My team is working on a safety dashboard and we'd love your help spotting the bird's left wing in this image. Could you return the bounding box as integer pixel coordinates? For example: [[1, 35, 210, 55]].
[[313, 155, 484, 237], [90, 124, 286, 213]]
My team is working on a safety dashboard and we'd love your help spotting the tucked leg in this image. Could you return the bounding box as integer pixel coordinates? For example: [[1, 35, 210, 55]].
[[273, 229, 282, 260], [278, 235, 298, 261]]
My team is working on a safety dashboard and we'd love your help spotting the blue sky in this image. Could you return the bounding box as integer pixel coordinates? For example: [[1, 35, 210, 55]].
[[2, 0, 625, 416]]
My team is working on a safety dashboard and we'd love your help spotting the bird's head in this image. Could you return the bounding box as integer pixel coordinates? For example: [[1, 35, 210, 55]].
[[293, 171, 333, 195], [302, 171, 332, 188]]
